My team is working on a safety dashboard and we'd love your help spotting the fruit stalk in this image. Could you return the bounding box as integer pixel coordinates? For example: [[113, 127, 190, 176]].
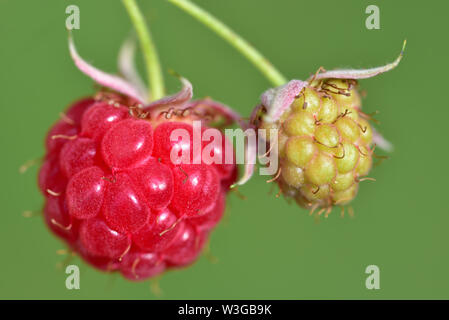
[[168, 0, 287, 87], [122, 0, 165, 100]]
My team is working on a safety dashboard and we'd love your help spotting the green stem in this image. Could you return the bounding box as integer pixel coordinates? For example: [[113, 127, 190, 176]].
[[122, 0, 165, 100], [168, 0, 287, 87]]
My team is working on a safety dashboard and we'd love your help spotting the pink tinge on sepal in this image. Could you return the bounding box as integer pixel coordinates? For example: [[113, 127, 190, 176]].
[[261, 80, 308, 123], [144, 76, 193, 111], [68, 35, 145, 103], [373, 128, 393, 152], [118, 37, 149, 103], [311, 40, 406, 80]]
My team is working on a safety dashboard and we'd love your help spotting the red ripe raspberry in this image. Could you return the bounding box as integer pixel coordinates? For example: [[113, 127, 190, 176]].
[[37, 36, 246, 281], [39, 94, 238, 281]]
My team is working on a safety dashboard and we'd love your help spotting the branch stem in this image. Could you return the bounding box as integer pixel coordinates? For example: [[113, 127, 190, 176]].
[[122, 0, 165, 100], [168, 0, 287, 87]]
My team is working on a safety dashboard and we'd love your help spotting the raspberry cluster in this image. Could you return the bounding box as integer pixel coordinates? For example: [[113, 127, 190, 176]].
[[260, 79, 374, 215], [39, 94, 236, 280]]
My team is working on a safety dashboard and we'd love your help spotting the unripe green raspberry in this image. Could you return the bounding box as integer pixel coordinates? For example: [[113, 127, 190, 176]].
[[239, 42, 404, 217], [260, 78, 375, 215]]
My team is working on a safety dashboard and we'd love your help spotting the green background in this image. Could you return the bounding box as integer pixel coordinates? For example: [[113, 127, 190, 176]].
[[1, 0, 448, 299]]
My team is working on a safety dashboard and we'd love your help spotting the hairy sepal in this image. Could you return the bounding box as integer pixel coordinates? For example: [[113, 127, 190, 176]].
[[69, 35, 145, 103], [261, 80, 308, 123], [118, 36, 149, 102], [311, 40, 406, 80]]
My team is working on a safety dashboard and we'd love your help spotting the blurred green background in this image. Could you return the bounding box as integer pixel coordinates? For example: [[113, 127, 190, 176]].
[[1, 0, 448, 299]]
